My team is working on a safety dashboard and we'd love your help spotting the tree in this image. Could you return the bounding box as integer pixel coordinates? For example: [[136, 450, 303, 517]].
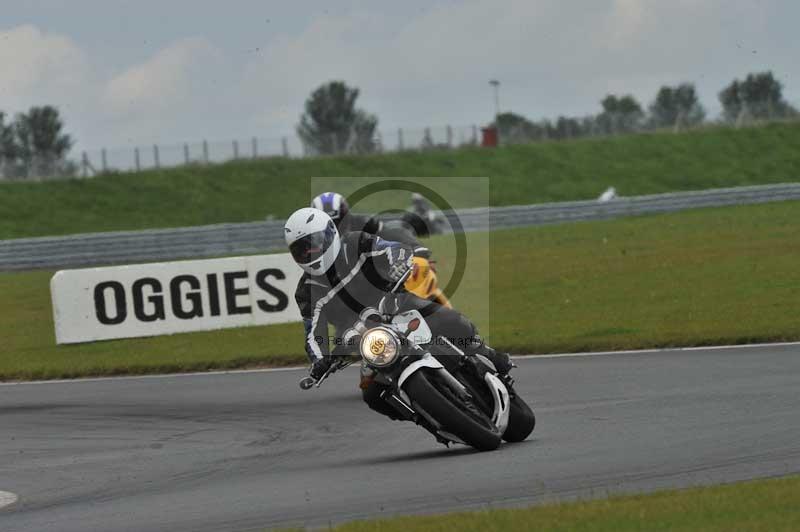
[[297, 81, 379, 155], [649, 83, 705, 129], [494, 112, 536, 142], [349, 109, 379, 154], [596, 94, 644, 134], [719, 71, 797, 123], [0, 112, 16, 177], [494, 111, 567, 143], [552, 116, 586, 140], [9, 106, 74, 178]]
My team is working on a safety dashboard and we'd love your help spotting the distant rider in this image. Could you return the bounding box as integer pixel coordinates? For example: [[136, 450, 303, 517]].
[[310, 191, 426, 249]]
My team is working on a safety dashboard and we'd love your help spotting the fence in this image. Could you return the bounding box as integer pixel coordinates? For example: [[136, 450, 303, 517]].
[[73, 125, 482, 176], [2, 183, 799, 271]]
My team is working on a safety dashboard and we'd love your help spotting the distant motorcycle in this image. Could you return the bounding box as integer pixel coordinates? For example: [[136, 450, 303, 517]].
[[300, 271, 535, 451]]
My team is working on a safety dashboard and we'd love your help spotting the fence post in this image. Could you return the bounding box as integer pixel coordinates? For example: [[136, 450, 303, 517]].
[[153, 144, 160, 169], [202, 140, 209, 164], [282, 137, 289, 157], [446, 125, 453, 147], [233, 140, 239, 160], [472, 125, 478, 145], [101, 149, 108, 172], [398, 128, 404, 151], [422, 127, 432, 149], [81, 151, 89, 178], [183, 143, 190, 164], [134, 147, 141, 172], [252, 137, 258, 159]]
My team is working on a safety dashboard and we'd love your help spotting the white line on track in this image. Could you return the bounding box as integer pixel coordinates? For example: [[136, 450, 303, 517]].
[[1, 341, 799, 387], [0, 491, 18, 510]]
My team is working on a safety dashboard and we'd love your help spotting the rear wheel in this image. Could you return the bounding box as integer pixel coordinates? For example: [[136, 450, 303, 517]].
[[503, 395, 536, 442], [404, 369, 502, 451]]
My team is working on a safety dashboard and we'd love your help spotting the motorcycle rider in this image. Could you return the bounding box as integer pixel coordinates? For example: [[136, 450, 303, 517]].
[[401, 192, 445, 237], [284, 207, 512, 418], [298, 191, 436, 330], [311, 191, 425, 249]]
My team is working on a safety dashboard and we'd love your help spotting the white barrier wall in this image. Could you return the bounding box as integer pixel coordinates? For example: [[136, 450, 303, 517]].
[[51, 254, 304, 344]]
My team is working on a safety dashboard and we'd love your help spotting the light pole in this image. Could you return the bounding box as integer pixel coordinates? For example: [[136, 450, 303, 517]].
[[489, 79, 500, 144], [489, 79, 500, 120]]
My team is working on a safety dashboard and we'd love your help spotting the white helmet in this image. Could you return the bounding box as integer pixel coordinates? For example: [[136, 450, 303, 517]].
[[284, 207, 341, 275]]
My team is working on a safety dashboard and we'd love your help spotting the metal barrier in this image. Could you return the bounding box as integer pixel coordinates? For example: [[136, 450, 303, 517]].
[[2, 183, 799, 271]]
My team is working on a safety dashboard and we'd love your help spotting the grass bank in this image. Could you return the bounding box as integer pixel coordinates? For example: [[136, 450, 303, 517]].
[[1, 200, 799, 380], [321, 475, 800, 532], [1, 122, 799, 239]]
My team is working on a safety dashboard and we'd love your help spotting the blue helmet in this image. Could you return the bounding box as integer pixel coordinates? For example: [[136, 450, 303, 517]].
[[311, 192, 349, 225]]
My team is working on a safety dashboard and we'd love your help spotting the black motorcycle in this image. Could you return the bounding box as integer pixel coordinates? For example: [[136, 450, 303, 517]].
[[300, 273, 535, 451]]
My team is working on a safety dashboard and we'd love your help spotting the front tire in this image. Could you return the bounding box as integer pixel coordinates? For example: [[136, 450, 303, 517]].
[[404, 369, 502, 451]]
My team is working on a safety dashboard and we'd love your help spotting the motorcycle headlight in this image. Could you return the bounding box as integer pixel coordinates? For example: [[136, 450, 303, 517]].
[[360, 327, 400, 367]]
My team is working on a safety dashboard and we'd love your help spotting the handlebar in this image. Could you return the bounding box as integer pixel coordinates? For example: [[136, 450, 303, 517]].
[[298, 357, 354, 390], [390, 267, 413, 294]]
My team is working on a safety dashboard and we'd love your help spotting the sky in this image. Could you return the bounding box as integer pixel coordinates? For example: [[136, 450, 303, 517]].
[[2, 0, 798, 152]]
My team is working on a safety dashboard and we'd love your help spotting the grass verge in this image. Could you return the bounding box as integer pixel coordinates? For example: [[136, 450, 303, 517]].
[[0, 122, 799, 239], [1, 200, 799, 380], [318, 475, 800, 532]]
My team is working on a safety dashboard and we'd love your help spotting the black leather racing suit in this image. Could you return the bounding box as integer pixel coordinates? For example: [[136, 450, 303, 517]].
[[294, 211, 430, 338], [293, 231, 492, 417]]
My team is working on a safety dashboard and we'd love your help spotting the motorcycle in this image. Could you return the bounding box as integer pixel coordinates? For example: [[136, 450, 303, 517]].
[[299, 271, 535, 451]]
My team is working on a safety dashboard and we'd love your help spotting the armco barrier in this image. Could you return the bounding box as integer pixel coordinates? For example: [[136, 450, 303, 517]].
[[2, 183, 799, 271]]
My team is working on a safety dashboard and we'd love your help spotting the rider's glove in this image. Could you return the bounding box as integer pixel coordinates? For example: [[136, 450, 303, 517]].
[[388, 250, 414, 283], [309, 357, 332, 380]]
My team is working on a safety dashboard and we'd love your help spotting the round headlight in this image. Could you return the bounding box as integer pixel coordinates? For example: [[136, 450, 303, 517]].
[[360, 328, 400, 367]]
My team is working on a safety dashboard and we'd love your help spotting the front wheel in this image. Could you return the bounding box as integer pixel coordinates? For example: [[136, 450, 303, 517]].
[[404, 369, 502, 451]]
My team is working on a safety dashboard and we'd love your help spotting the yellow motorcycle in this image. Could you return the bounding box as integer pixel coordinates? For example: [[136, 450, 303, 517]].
[[404, 256, 452, 308]]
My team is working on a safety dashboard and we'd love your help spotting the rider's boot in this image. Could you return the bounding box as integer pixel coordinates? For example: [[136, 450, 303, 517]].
[[481, 345, 514, 376], [465, 337, 516, 391], [466, 337, 513, 375]]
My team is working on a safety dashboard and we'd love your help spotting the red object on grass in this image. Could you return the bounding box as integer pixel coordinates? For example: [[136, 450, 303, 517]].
[[481, 126, 498, 147]]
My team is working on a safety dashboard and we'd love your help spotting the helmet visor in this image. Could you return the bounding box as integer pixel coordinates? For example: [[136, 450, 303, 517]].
[[289, 222, 337, 265]]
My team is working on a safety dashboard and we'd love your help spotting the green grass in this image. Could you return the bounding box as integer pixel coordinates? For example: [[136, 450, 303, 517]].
[[1, 200, 799, 381], [319, 475, 800, 532], [1, 122, 799, 239]]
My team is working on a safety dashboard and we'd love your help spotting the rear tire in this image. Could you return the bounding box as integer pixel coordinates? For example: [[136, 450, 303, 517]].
[[502, 395, 536, 442], [404, 369, 502, 451]]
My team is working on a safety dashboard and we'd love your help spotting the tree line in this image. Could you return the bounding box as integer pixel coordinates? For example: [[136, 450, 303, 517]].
[[2, 71, 797, 179], [297, 71, 798, 153]]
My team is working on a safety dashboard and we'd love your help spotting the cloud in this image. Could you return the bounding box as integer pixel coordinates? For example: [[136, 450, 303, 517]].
[[103, 37, 221, 118], [0, 24, 92, 116], [0, 2, 795, 151], [241, 0, 789, 132], [0, 27, 231, 146]]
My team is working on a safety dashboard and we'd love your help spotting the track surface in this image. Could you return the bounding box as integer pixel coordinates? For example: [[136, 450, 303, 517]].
[[2, 345, 800, 531]]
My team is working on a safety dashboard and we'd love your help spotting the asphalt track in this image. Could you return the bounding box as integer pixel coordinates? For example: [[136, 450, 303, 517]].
[[2, 344, 800, 531]]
